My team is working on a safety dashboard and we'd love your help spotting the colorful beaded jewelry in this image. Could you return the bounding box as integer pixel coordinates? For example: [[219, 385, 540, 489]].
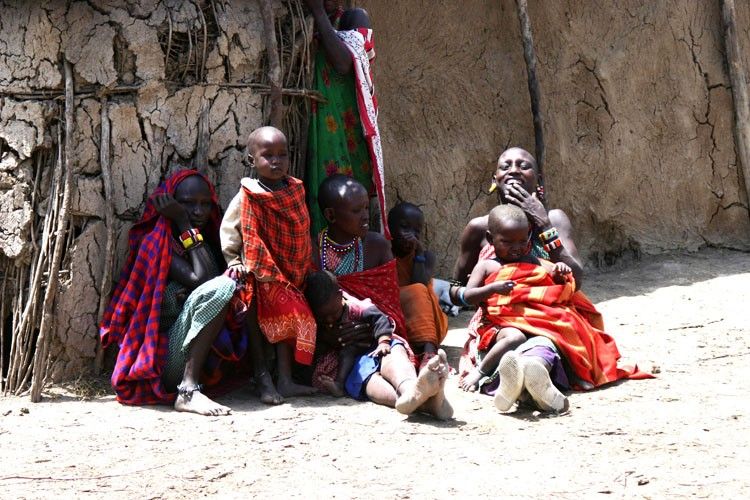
[[543, 237, 563, 253], [319, 228, 364, 276], [180, 228, 204, 250], [539, 227, 559, 243]]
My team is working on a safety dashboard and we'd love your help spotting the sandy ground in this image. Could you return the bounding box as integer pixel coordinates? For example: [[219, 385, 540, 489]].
[[1, 248, 749, 499]]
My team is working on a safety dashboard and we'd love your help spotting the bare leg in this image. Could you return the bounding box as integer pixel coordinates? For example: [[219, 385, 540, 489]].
[[420, 349, 454, 420], [460, 327, 526, 392], [363, 372, 398, 406], [321, 346, 360, 397], [276, 342, 318, 397], [246, 299, 283, 405], [418, 342, 438, 371], [174, 304, 232, 416]]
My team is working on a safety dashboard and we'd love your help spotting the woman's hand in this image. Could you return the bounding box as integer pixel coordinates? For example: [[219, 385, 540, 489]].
[[153, 193, 189, 226], [504, 184, 550, 228]]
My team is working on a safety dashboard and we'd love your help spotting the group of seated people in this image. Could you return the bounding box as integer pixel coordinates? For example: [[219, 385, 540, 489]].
[[99, 125, 649, 418]]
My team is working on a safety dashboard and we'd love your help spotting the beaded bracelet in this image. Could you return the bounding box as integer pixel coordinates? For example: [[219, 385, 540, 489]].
[[180, 228, 204, 250], [539, 227, 559, 243], [543, 237, 563, 253], [413, 253, 426, 263]]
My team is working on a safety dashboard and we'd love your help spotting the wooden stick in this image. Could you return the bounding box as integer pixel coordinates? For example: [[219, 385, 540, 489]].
[[94, 96, 114, 374], [30, 59, 75, 402], [721, 0, 750, 213], [514, 0, 546, 182], [259, 0, 284, 127]]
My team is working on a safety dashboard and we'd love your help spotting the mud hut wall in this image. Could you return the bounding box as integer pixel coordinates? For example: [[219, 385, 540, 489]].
[[1, 1, 277, 381], [357, 0, 535, 275], [360, 1, 750, 274]]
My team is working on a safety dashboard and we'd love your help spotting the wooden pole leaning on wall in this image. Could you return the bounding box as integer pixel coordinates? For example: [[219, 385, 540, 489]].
[[94, 95, 114, 374], [515, 0, 546, 181], [721, 0, 750, 214], [29, 59, 75, 402], [259, 0, 284, 127]]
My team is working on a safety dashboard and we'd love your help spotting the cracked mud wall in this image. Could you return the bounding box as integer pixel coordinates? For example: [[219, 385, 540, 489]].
[[361, 1, 750, 273], [526, 1, 750, 264], [1, 0, 276, 381], [357, 0, 535, 274]]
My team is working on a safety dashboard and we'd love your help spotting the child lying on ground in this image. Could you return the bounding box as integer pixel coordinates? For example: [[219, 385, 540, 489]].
[[304, 270, 394, 397]]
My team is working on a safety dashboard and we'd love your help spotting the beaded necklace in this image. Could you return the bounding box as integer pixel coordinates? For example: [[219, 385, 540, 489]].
[[319, 227, 364, 276]]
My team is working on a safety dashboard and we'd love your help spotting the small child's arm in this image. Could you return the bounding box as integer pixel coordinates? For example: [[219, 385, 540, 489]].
[[220, 190, 248, 280], [462, 260, 515, 305], [550, 261, 572, 284], [361, 303, 395, 357]]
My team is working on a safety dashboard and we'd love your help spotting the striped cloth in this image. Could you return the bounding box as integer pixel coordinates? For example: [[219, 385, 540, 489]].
[[478, 261, 652, 388]]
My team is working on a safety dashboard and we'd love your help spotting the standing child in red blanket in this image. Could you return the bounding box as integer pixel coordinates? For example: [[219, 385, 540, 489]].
[[221, 126, 317, 405], [459, 204, 650, 413]]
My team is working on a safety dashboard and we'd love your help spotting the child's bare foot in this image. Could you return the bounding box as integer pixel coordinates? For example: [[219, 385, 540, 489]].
[[319, 375, 347, 397], [460, 367, 483, 392], [522, 357, 567, 412], [256, 371, 284, 405], [174, 386, 231, 416], [395, 349, 449, 415], [493, 350, 524, 411], [277, 377, 318, 398]]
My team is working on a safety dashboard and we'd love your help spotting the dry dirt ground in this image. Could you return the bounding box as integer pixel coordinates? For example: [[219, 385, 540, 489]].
[[1, 248, 749, 499]]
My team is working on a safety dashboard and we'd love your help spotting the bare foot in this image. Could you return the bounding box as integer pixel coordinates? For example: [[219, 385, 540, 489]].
[[395, 348, 447, 415], [494, 351, 525, 412], [174, 388, 231, 416], [421, 352, 454, 420], [277, 377, 318, 398], [522, 357, 567, 412], [319, 375, 347, 397], [256, 371, 284, 405], [460, 367, 483, 392]]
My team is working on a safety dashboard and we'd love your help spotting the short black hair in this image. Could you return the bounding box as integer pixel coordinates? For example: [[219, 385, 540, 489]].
[[304, 270, 341, 312], [387, 201, 422, 233], [317, 174, 366, 212]]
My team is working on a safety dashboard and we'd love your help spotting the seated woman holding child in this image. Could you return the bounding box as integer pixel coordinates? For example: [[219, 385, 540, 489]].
[[310, 174, 453, 419], [100, 170, 247, 416]]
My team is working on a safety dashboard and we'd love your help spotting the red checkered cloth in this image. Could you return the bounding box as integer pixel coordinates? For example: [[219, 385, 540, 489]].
[[238, 177, 316, 365], [100, 170, 243, 405]]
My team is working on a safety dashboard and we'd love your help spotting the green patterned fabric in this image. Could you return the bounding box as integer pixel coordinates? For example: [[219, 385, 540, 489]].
[[306, 50, 374, 236], [161, 275, 236, 391]]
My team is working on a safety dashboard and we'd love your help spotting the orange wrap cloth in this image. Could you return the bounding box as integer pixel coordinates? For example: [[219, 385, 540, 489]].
[[396, 255, 448, 346], [478, 261, 652, 388], [238, 177, 316, 365]]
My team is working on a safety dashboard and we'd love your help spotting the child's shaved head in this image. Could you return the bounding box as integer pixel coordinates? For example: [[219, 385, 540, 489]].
[[488, 204, 529, 235], [247, 126, 287, 156], [317, 174, 366, 212]]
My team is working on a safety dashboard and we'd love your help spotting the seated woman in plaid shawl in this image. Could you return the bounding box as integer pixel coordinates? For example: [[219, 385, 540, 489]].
[[100, 170, 247, 416], [221, 126, 318, 405]]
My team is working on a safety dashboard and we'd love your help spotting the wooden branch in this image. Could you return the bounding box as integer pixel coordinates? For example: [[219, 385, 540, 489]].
[[721, 0, 750, 215], [259, 0, 284, 127], [94, 96, 114, 374], [515, 0, 546, 182], [30, 59, 75, 402]]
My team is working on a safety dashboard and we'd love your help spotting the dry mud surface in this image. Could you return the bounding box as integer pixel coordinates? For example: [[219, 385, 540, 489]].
[[1, 248, 749, 499]]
